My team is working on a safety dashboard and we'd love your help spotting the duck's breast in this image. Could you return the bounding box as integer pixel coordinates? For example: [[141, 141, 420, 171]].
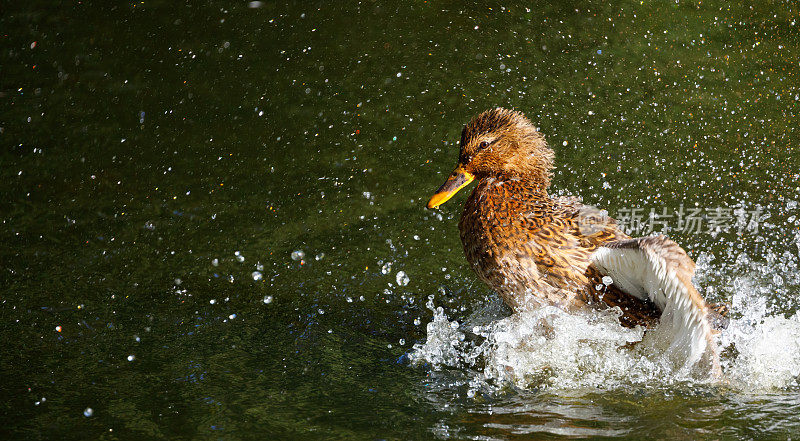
[[458, 180, 592, 309]]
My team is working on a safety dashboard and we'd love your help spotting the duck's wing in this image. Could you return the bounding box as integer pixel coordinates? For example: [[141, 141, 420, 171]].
[[590, 235, 721, 376]]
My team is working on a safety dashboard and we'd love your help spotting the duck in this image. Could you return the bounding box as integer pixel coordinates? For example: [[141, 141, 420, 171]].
[[426, 107, 723, 376]]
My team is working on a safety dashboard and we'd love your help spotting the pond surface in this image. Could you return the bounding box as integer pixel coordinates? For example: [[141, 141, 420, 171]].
[[2, 0, 800, 439]]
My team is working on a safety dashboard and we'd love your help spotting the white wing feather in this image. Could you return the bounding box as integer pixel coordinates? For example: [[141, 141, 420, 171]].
[[591, 236, 720, 376]]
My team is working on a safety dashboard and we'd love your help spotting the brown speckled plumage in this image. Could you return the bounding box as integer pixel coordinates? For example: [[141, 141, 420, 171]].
[[432, 108, 718, 329], [458, 174, 658, 327]]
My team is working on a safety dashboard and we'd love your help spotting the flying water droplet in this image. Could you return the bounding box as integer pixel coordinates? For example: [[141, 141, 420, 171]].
[[396, 271, 409, 286]]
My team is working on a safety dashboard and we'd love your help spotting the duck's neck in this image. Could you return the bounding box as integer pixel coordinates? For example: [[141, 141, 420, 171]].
[[489, 173, 550, 198]]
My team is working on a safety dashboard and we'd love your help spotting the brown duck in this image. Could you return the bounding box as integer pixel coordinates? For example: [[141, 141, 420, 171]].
[[427, 108, 723, 375]]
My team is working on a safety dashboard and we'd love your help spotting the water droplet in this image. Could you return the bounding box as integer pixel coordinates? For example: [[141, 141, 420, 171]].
[[252, 271, 263, 281], [291, 250, 305, 261], [127, 355, 135, 362], [396, 271, 410, 286], [263, 295, 273, 304], [84, 408, 93, 417]]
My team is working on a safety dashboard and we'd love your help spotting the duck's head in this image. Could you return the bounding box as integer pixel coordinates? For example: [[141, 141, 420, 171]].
[[427, 107, 554, 209]]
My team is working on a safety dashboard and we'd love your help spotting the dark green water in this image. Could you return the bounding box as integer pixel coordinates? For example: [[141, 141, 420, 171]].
[[2, 1, 800, 439]]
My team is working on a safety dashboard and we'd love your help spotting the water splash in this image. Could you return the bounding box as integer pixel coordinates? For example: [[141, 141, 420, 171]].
[[410, 280, 800, 393], [721, 285, 800, 390]]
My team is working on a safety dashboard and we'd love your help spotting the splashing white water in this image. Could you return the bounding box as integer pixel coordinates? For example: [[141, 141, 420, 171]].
[[720, 283, 800, 390], [410, 285, 800, 392]]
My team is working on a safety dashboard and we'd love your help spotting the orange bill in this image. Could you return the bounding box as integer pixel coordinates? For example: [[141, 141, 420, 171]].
[[426, 166, 475, 209]]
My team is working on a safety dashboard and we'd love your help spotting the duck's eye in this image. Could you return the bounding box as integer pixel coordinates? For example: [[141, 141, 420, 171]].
[[478, 140, 490, 150]]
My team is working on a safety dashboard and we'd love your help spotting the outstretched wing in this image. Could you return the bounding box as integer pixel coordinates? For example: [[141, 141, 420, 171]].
[[590, 235, 721, 376]]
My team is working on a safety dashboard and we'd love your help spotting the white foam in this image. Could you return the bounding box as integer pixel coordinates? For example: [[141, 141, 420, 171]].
[[720, 286, 800, 390], [410, 287, 800, 392]]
